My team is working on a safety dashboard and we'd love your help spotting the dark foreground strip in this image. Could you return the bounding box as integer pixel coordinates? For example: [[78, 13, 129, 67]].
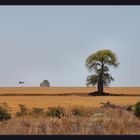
[[0, 135, 140, 140]]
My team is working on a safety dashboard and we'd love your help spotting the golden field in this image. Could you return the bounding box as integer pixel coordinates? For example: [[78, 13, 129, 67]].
[[1, 96, 140, 113], [0, 87, 140, 135], [0, 87, 140, 113], [0, 87, 94, 95], [0, 87, 140, 95]]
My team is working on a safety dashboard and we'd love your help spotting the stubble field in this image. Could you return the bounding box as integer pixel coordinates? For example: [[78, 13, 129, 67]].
[[0, 87, 140, 113], [0, 87, 140, 95]]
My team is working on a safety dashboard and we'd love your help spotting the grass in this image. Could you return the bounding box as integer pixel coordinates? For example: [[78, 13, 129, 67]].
[[0, 105, 140, 135], [0, 86, 139, 134], [0, 96, 140, 113]]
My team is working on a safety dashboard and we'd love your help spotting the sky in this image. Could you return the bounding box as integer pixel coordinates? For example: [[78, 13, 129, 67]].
[[0, 6, 140, 87]]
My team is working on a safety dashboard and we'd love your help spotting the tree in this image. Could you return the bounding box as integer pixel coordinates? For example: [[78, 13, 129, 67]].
[[40, 80, 50, 87], [19, 81, 25, 87], [85, 49, 119, 95]]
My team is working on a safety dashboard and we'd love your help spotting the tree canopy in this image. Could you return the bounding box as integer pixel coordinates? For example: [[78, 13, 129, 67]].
[[40, 80, 50, 87]]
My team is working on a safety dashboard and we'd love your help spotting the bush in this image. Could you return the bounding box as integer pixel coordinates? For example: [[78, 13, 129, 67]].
[[0, 106, 12, 121], [71, 107, 84, 116], [15, 112, 22, 117], [1, 102, 8, 109], [32, 107, 44, 114], [46, 106, 65, 118], [30, 107, 45, 117], [134, 102, 140, 118], [16, 104, 28, 117], [0, 102, 11, 112]]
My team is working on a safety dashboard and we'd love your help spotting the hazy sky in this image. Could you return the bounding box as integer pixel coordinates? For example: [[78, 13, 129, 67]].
[[0, 6, 140, 87]]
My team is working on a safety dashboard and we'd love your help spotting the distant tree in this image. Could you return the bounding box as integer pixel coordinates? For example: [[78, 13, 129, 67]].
[[85, 49, 119, 95], [40, 80, 50, 87], [19, 81, 25, 87]]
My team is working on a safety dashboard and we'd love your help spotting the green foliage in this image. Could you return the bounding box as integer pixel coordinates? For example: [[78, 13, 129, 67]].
[[86, 73, 114, 87], [0, 106, 12, 121], [46, 106, 65, 118], [86, 50, 119, 70], [85, 49, 119, 93], [16, 104, 28, 117], [71, 107, 84, 116], [134, 102, 140, 118], [40, 80, 50, 87], [86, 74, 98, 87]]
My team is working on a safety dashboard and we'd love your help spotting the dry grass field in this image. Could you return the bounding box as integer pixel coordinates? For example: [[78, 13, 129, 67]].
[[0, 87, 140, 135], [0, 87, 95, 95], [0, 87, 140, 95], [0, 96, 140, 113], [0, 87, 140, 113], [0, 107, 140, 135]]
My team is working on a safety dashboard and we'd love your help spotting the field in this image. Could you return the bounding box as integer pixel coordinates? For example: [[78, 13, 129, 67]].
[[0, 87, 94, 95], [0, 87, 140, 135], [0, 87, 140, 113], [0, 87, 140, 95], [1, 96, 140, 113]]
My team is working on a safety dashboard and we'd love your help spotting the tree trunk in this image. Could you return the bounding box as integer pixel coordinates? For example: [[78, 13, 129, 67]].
[[97, 63, 104, 95], [98, 78, 104, 95]]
